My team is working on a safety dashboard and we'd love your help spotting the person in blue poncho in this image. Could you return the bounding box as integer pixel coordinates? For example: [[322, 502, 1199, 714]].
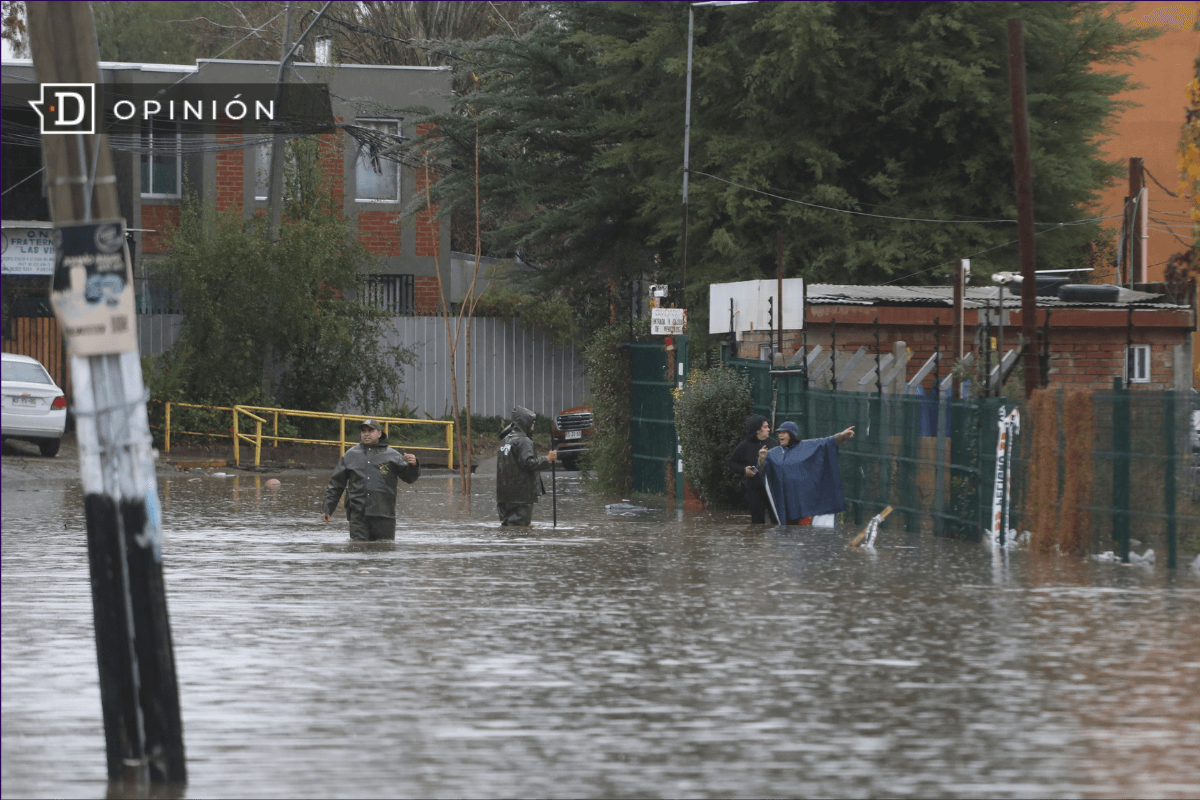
[[763, 420, 855, 526]]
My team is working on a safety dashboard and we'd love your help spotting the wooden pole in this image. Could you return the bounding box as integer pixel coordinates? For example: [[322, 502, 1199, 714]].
[[1129, 157, 1147, 285], [1007, 19, 1040, 398], [28, 1, 186, 785]]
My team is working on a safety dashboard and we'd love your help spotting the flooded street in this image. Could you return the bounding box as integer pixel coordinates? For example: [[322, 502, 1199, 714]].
[[4, 469, 1200, 799]]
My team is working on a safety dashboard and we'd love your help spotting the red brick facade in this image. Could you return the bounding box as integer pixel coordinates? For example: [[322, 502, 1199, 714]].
[[414, 276, 441, 315], [357, 210, 401, 256], [215, 124, 243, 216], [737, 303, 1193, 392], [140, 204, 182, 253], [318, 121, 344, 214], [413, 124, 441, 258]]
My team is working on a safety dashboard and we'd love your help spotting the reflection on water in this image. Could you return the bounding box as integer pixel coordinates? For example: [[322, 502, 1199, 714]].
[[3, 471, 1199, 799]]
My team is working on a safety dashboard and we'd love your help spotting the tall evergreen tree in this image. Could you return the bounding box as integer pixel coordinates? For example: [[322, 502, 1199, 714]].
[[397, 1, 1153, 335]]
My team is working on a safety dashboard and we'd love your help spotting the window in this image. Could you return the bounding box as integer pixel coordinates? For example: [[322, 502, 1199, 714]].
[[360, 274, 414, 315], [140, 119, 180, 197], [254, 141, 300, 201], [1126, 344, 1150, 384], [355, 120, 400, 202]]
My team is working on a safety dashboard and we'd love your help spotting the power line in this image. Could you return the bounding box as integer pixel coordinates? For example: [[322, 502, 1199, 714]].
[[1143, 165, 1191, 199], [691, 170, 1119, 227]]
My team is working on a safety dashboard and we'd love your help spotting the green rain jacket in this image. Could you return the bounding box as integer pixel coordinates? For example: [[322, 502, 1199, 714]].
[[322, 434, 420, 520], [496, 406, 550, 505]]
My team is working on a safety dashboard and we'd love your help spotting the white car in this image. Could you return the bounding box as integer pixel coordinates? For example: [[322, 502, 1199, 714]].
[[2, 352, 67, 457]]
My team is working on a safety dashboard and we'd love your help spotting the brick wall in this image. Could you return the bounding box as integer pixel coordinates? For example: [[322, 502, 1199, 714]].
[[414, 276, 441, 315], [357, 210, 401, 256], [140, 204, 181, 253], [319, 120, 344, 213], [414, 123, 441, 258], [215, 124, 243, 216]]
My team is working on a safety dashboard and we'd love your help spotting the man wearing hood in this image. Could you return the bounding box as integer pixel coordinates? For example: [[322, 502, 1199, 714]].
[[725, 414, 778, 524], [496, 406, 558, 526], [321, 419, 420, 541], [763, 420, 855, 525]]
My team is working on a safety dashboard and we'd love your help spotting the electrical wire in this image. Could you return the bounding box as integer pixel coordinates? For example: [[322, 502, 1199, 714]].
[[1143, 165, 1191, 199], [879, 221, 1082, 286], [0, 166, 45, 196], [691, 170, 1121, 227]]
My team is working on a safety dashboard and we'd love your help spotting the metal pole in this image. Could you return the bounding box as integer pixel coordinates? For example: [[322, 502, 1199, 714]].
[[1007, 19, 1040, 398], [680, 4, 695, 307], [777, 231, 783, 356], [953, 259, 964, 400], [28, 1, 185, 785]]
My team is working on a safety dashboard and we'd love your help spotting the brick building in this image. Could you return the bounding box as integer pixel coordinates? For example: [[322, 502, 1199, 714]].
[[732, 282, 1196, 393], [2, 56, 453, 316]]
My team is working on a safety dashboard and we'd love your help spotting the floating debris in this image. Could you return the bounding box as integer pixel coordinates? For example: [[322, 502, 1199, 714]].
[[605, 503, 651, 515]]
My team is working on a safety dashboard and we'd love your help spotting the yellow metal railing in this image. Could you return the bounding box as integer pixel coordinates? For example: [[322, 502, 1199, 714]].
[[163, 402, 454, 468], [162, 402, 234, 454]]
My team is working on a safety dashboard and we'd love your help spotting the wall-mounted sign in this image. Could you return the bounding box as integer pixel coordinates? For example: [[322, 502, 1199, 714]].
[[49, 219, 138, 356], [708, 278, 804, 334], [651, 307, 686, 335], [1, 226, 55, 275]]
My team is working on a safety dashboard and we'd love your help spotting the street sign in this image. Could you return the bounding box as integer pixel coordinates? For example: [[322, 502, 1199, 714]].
[[49, 219, 137, 356], [651, 307, 686, 335], [1, 226, 55, 275]]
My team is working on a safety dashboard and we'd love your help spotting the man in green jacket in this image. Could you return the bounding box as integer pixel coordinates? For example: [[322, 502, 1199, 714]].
[[321, 419, 420, 541], [496, 406, 557, 526]]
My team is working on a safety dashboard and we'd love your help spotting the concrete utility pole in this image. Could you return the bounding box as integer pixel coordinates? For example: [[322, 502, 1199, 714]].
[[1128, 157, 1147, 285], [266, 1, 296, 241], [1007, 19, 1040, 398], [28, 1, 186, 786]]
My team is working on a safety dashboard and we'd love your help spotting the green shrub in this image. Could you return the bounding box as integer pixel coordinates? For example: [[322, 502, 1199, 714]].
[[579, 317, 652, 492], [673, 365, 752, 509]]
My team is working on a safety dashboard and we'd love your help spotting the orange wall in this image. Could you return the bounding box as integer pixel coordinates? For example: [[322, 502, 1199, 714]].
[[1094, 1, 1198, 278]]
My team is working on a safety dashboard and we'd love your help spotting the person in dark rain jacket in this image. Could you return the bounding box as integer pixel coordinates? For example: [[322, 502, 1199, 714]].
[[725, 414, 778, 524], [762, 420, 854, 525], [496, 406, 557, 526], [321, 419, 420, 541]]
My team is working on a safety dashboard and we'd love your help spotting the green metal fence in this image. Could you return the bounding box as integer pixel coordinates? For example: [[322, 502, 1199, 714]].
[[724, 356, 1199, 563], [628, 339, 688, 497]]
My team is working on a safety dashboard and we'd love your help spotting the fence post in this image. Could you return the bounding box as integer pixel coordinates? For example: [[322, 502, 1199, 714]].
[[1112, 377, 1131, 563], [233, 407, 240, 467], [165, 402, 172, 454], [1165, 390, 1177, 570], [901, 391, 919, 532]]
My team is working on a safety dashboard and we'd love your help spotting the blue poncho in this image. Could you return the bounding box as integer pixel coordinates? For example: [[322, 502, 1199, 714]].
[[763, 436, 846, 522]]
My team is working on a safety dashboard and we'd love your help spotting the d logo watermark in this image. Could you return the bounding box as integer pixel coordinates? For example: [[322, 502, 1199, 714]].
[[29, 83, 96, 134]]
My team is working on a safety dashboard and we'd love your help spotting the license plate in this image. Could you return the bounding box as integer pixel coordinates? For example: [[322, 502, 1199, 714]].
[[565, 430, 582, 440], [12, 396, 36, 407]]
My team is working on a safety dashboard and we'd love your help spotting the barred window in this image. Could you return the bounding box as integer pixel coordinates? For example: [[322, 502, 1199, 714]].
[[359, 274, 414, 315]]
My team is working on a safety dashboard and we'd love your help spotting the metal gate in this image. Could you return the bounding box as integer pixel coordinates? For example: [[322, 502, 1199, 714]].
[[628, 337, 688, 499]]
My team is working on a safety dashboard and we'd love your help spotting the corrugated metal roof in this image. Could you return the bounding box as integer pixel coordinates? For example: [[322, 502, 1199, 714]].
[[804, 283, 1188, 310]]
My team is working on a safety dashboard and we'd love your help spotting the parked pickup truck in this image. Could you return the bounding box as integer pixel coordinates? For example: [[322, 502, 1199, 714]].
[[551, 405, 594, 470]]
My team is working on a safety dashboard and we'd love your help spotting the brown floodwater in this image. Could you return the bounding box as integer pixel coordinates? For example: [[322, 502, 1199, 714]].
[[3, 470, 1199, 798]]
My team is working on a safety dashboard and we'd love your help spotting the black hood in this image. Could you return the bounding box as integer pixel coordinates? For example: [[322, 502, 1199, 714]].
[[744, 414, 768, 442], [508, 406, 535, 438]]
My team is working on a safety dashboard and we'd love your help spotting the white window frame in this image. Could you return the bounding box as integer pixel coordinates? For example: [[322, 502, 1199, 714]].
[[254, 140, 299, 202], [140, 119, 181, 198], [1125, 344, 1150, 384], [355, 119, 401, 203]]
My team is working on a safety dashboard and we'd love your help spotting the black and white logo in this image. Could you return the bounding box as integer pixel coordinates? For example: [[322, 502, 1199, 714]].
[[29, 83, 96, 134]]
